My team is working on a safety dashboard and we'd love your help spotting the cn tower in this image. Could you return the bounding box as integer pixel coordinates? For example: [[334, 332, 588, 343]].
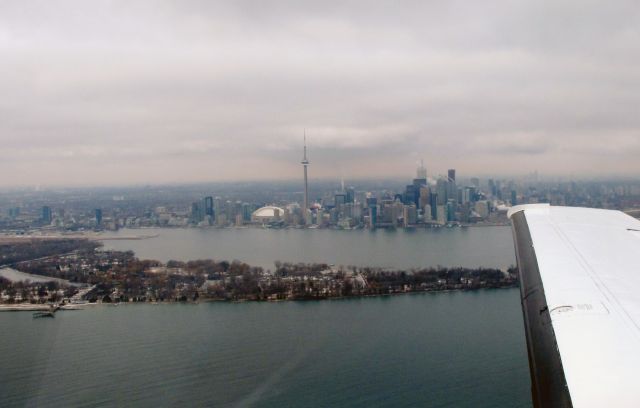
[[301, 133, 310, 223]]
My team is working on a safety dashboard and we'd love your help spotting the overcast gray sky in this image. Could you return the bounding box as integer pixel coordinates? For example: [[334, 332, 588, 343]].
[[1, 0, 639, 187]]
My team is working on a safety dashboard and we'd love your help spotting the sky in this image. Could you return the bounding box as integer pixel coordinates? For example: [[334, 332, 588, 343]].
[[1, 0, 639, 187]]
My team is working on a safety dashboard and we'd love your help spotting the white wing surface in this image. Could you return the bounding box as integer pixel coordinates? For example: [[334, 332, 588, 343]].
[[509, 204, 640, 408]]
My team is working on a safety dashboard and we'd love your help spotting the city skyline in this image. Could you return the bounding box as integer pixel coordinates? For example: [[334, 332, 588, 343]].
[[3, 3, 640, 407], [2, 1, 640, 187]]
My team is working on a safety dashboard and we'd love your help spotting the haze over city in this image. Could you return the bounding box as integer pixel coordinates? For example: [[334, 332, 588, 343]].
[[1, 0, 639, 187]]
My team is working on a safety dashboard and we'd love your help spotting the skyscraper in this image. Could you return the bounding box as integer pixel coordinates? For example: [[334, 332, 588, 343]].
[[204, 196, 214, 217], [417, 159, 427, 179], [436, 178, 448, 205], [447, 169, 456, 183], [301, 134, 310, 224], [95, 208, 103, 226], [191, 202, 203, 223], [42, 206, 52, 223], [346, 186, 355, 204]]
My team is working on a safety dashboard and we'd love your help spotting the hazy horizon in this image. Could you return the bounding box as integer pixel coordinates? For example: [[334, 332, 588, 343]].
[[2, 0, 639, 187]]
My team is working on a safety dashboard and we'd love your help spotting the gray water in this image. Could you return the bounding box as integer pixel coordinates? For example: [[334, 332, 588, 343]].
[[0, 289, 531, 407], [102, 227, 515, 271], [0, 268, 71, 285]]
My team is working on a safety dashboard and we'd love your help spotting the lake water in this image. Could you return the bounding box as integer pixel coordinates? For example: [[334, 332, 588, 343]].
[[0, 289, 531, 407], [101, 226, 516, 271], [0, 267, 72, 285]]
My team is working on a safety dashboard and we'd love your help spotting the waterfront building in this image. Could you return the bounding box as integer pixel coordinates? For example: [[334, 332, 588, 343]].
[[446, 200, 456, 222], [225, 200, 234, 223], [337, 217, 352, 229], [379, 200, 392, 225], [475, 200, 490, 218], [436, 205, 447, 224], [191, 202, 204, 224], [423, 204, 432, 221], [216, 213, 227, 227], [241, 203, 253, 222], [368, 205, 378, 227], [252, 206, 285, 224], [403, 205, 417, 227], [233, 201, 243, 223], [392, 200, 404, 227]]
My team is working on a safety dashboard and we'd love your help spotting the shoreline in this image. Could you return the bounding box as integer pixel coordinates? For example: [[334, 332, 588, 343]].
[[0, 285, 518, 311], [1, 223, 511, 242]]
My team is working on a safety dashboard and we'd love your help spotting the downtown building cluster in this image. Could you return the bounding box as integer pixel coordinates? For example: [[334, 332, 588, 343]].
[[185, 164, 506, 229], [2, 175, 640, 232]]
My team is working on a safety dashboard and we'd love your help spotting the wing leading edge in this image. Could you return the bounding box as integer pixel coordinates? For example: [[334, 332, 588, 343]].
[[509, 204, 640, 408]]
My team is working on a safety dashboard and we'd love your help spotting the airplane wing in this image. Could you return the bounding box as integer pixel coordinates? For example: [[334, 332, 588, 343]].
[[508, 204, 640, 408]]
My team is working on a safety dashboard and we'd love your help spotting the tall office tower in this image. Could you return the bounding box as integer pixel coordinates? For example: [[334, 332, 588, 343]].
[[419, 186, 430, 210], [95, 208, 103, 226], [391, 201, 404, 227], [410, 175, 427, 208], [191, 202, 203, 223], [301, 134, 310, 224], [346, 186, 355, 204], [369, 205, 378, 227], [446, 199, 457, 222], [417, 159, 427, 179], [447, 169, 456, 182], [241, 202, 252, 222], [204, 196, 214, 217], [436, 178, 448, 205], [403, 184, 416, 206], [430, 192, 438, 220], [42, 206, 52, 223], [403, 205, 417, 227]]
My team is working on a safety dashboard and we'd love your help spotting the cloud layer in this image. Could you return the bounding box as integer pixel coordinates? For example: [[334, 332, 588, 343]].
[[1, 0, 639, 186]]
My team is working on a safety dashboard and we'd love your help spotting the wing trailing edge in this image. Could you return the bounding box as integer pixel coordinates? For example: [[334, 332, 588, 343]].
[[509, 204, 640, 408]]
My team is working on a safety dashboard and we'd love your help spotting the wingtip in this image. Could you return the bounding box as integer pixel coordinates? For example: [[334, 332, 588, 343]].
[[507, 203, 550, 219]]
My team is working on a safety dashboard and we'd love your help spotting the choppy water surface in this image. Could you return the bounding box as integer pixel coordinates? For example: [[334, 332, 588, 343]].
[[0, 290, 531, 407]]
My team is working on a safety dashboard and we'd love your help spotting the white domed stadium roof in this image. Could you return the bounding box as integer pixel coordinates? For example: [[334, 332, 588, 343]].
[[252, 206, 285, 219]]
